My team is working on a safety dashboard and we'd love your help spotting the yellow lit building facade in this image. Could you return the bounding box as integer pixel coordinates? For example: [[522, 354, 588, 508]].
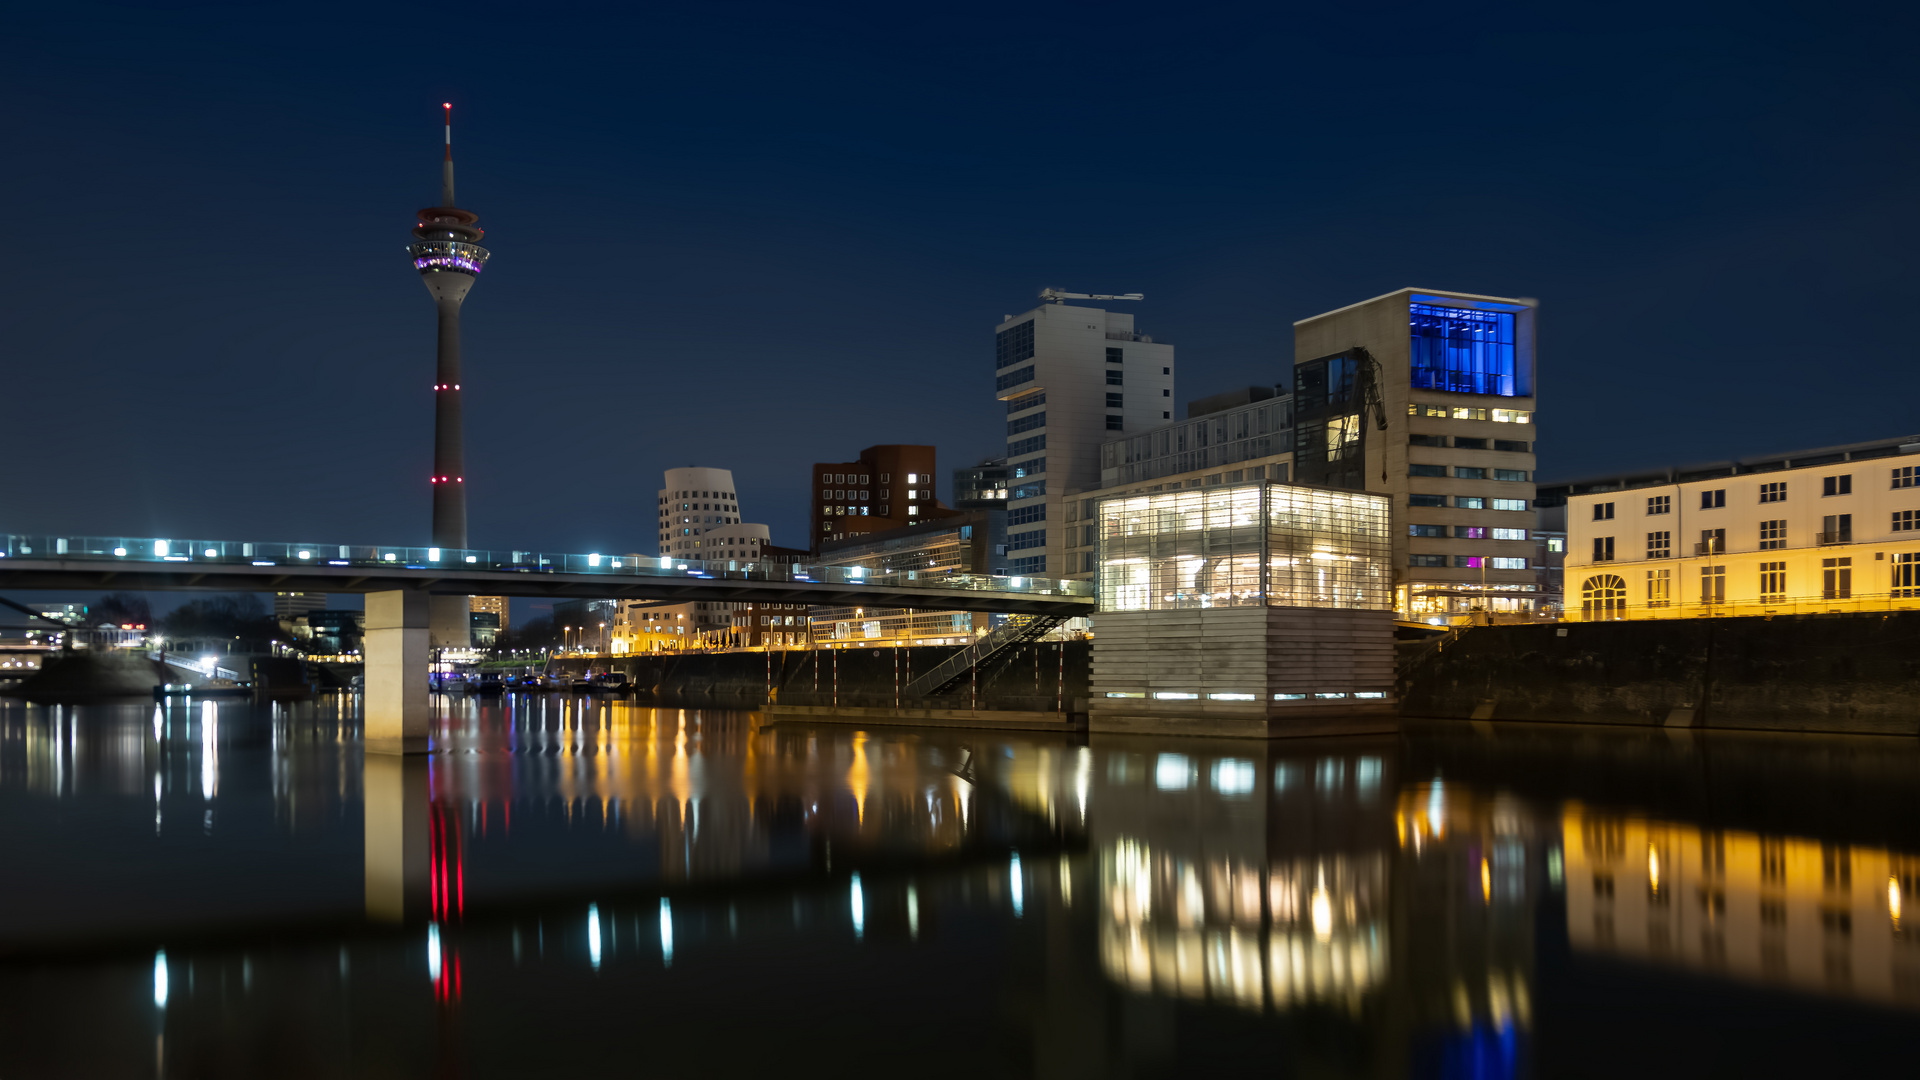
[[1557, 435, 1920, 621]]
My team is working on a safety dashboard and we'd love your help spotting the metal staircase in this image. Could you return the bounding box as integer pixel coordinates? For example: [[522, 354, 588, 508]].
[[904, 614, 1066, 697]]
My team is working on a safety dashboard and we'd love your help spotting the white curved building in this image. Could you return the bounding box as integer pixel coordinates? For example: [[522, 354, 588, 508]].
[[657, 466, 769, 561]]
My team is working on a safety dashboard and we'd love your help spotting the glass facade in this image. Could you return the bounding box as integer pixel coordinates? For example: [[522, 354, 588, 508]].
[[994, 319, 1035, 370], [1096, 484, 1392, 612], [1409, 303, 1521, 397], [1100, 397, 1292, 485]]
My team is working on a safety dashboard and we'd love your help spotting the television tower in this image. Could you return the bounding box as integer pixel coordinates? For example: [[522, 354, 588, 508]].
[[409, 103, 489, 549]]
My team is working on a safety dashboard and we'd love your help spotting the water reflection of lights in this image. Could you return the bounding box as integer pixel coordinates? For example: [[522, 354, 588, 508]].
[[153, 950, 168, 1008], [588, 904, 602, 970], [659, 898, 673, 967], [850, 872, 865, 939], [1010, 853, 1023, 918], [199, 700, 218, 800], [1100, 840, 1384, 1012], [1562, 805, 1920, 1010]]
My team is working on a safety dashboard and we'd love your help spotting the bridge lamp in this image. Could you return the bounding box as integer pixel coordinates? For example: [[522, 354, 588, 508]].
[[113, 547, 127, 557], [383, 553, 397, 562], [204, 548, 217, 558], [154, 540, 169, 557], [297, 550, 312, 560]]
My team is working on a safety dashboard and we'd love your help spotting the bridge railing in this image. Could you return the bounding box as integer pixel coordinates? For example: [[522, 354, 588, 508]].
[[0, 533, 1094, 601]]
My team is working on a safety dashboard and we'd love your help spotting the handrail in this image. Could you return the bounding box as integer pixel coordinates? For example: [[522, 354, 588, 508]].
[[0, 532, 1094, 602], [903, 614, 1063, 697]]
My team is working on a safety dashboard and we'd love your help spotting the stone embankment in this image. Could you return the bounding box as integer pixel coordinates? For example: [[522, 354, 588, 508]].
[[1398, 613, 1920, 735]]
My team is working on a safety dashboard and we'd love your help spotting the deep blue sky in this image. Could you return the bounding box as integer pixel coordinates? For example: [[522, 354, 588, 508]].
[[4, 1, 1918, 617]]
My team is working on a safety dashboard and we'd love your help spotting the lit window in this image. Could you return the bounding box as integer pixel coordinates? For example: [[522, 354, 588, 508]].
[[1759, 519, 1786, 550], [1759, 561, 1786, 602], [1759, 482, 1787, 504], [1647, 531, 1671, 559]]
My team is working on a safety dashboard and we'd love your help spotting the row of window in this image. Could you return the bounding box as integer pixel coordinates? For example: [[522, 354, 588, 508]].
[[819, 471, 913, 484], [996, 366, 1034, 392], [1582, 556, 1894, 614], [1009, 434, 1046, 456], [1009, 504, 1045, 525], [1409, 525, 1529, 540], [1011, 457, 1043, 477], [1409, 434, 1531, 451], [1409, 403, 1532, 423], [1409, 555, 1529, 569], [1594, 513, 1885, 560], [1595, 470, 1913, 521], [1008, 529, 1045, 551], [1008, 411, 1046, 435], [661, 489, 734, 502], [1009, 555, 1046, 575], [1410, 495, 1530, 511], [1007, 392, 1044, 415], [1409, 464, 1529, 481]]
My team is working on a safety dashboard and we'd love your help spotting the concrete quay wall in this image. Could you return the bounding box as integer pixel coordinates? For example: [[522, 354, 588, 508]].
[[1398, 613, 1920, 735], [575, 642, 1091, 716]]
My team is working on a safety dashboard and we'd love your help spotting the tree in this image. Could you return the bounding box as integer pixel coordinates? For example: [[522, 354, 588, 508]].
[[158, 594, 278, 650], [92, 592, 152, 628]]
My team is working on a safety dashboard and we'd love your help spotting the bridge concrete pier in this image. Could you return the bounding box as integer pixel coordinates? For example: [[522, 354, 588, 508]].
[[364, 754, 429, 922], [366, 590, 431, 754]]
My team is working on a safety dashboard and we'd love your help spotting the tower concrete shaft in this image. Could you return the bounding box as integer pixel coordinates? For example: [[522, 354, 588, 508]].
[[409, 104, 489, 551]]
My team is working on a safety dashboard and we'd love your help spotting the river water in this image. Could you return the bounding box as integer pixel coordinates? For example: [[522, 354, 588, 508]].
[[0, 694, 1915, 1078]]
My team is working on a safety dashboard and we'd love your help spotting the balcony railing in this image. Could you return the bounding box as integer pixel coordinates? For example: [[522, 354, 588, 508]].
[[1565, 589, 1920, 622]]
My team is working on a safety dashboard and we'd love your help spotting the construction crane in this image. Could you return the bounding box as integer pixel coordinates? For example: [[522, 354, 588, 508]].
[[1350, 345, 1390, 484], [1039, 288, 1143, 304]]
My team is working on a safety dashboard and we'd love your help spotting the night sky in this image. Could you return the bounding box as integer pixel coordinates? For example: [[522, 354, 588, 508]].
[[4, 2, 1917, 616]]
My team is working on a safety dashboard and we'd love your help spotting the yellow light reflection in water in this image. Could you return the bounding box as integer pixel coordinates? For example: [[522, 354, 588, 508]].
[[1562, 804, 1920, 1011]]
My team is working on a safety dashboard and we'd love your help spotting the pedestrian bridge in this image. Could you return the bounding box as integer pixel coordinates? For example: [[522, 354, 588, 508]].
[[1, 531, 1094, 755], [0, 533, 1092, 616]]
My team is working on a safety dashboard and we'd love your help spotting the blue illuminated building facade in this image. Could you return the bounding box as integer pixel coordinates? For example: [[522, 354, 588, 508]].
[[1409, 302, 1526, 398], [1294, 289, 1545, 620]]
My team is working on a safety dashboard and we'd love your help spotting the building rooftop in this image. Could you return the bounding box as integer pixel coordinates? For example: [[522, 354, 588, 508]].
[[1292, 287, 1536, 326], [1188, 385, 1279, 419], [1536, 433, 1920, 504]]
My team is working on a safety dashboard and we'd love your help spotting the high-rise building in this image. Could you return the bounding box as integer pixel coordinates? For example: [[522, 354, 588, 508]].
[[409, 104, 490, 651], [993, 297, 1174, 580], [469, 595, 508, 634], [273, 592, 329, 620], [810, 445, 955, 550], [952, 457, 1012, 508], [1292, 288, 1540, 619]]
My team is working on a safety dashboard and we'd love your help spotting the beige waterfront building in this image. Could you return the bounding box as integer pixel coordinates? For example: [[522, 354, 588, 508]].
[[1554, 435, 1920, 620]]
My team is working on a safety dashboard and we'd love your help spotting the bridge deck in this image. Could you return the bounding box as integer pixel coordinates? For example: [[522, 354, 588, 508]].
[[0, 535, 1093, 616]]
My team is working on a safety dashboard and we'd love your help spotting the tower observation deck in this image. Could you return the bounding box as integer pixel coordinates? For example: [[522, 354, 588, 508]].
[[410, 103, 490, 550]]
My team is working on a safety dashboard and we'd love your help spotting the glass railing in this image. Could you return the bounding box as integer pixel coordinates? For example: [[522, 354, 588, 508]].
[[0, 534, 1094, 600]]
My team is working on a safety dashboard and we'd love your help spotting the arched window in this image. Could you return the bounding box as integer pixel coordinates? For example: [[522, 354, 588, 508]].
[[1581, 574, 1628, 620]]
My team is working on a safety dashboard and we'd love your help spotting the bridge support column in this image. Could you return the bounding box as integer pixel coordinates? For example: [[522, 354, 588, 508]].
[[363, 753, 428, 922], [366, 590, 431, 754]]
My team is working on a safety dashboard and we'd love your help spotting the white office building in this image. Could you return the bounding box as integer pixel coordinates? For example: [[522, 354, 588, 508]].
[[994, 298, 1174, 581]]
